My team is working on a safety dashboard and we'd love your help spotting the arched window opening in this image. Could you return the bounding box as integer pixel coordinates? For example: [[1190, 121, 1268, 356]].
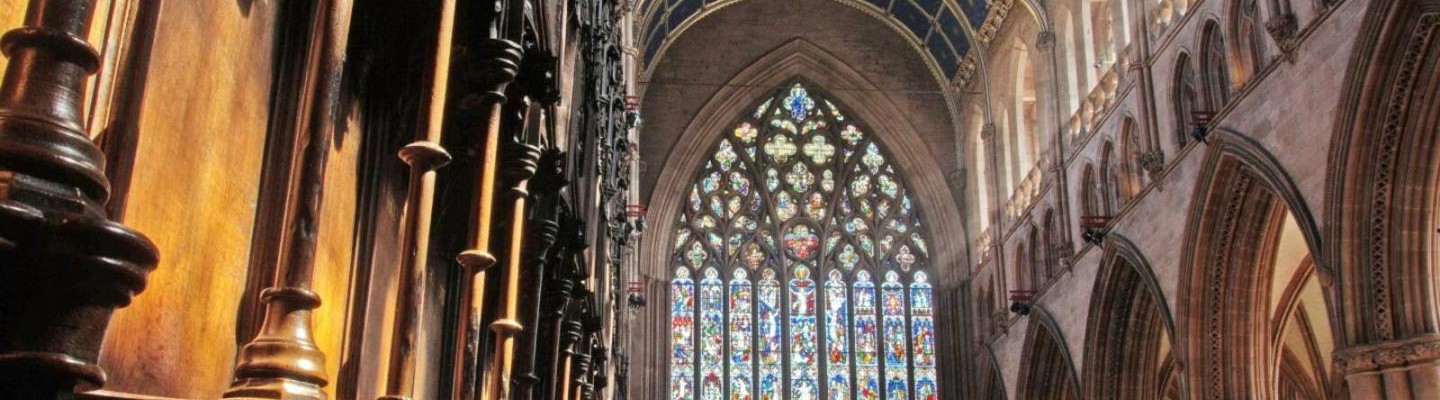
[[1101, 141, 1123, 213], [1028, 229, 1044, 285], [1173, 53, 1200, 149], [1237, 0, 1269, 77], [1081, 164, 1102, 218], [1089, 0, 1117, 70], [1120, 119, 1145, 197], [669, 83, 939, 399], [1059, 13, 1083, 113], [1201, 22, 1233, 110], [1042, 210, 1061, 277], [1014, 244, 1031, 291], [1014, 43, 1040, 169]]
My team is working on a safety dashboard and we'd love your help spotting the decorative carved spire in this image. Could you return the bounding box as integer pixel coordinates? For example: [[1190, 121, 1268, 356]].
[[224, 1, 354, 399]]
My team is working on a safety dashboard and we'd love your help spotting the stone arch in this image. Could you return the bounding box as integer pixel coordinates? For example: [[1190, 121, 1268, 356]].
[[978, 344, 1010, 400], [1028, 227, 1044, 287], [1119, 116, 1146, 197], [1198, 20, 1234, 111], [640, 0, 967, 86], [1081, 233, 1185, 400], [1172, 51, 1199, 149], [1178, 129, 1330, 400], [641, 39, 966, 282], [1042, 208, 1063, 277], [1100, 140, 1122, 214], [1017, 307, 1082, 400], [1325, 0, 1440, 394], [1080, 163, 1101, 217], [1227, 0, 1271, 82]]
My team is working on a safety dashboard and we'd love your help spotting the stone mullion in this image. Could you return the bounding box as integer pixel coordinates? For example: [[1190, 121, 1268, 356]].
[[0, 0, 160, 397]]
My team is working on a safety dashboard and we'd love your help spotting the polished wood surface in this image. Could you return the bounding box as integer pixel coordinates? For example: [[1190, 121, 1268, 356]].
[[0, 0, 159, 397], [98, 2, 276, 397], [0, 0, 632, 398]]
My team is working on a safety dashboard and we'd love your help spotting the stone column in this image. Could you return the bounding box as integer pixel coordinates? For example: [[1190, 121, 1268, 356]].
[[1033, 30, 1076, 257], [0, 0, 159, 397], [1335, 335, 1440, 399]]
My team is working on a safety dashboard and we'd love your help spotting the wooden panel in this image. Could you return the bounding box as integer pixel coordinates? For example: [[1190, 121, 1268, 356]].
[[97, 2, 279, 398], [0, 0, 27, 78], [312, 105, 363, 393]]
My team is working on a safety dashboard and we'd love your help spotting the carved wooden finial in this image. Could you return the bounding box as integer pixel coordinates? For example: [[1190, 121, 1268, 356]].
[[0, 0, 158, 397]]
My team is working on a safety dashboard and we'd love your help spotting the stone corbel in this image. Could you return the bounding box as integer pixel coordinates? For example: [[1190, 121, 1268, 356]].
[[1034, 31, 1056, 53], [1266, 13, 1300, 62], [1139, 149, 1167, 178]]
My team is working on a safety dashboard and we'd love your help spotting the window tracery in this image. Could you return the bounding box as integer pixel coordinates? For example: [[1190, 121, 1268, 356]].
[[670, 83, 938, 400]]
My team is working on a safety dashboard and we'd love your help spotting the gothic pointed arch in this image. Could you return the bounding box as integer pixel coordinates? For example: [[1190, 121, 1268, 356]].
[[1016, 307, 1082, 400], [1081, 234, 1183, 400], [1199, 21, 1234, 111], [1178, 129, 1332, 400], [643, 39, 966, 282], [660, 76, 951, 399], [1173, 52, 1200, 149], [977, 345, 1009, 400], [1325, 0, 1440, 390]]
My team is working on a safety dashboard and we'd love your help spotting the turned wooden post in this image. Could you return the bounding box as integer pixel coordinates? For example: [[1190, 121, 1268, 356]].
[[375, 1, 458, 399], [0, 0, 158, 397], [512, 147, 565, 400], [224, 0, 353, 398], [477, 83, 542, 399], [538, 220, 583, 400]]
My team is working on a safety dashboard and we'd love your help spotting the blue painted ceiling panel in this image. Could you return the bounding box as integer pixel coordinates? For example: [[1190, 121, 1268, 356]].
[[639, 0, 991, 81], [645, 23, 668, 62], [927, 34, 960, 77], [956, 0, 989, 28], [913, 0, 944, 14], [668, 0, 702, 29], [890, 0, 932, 41]]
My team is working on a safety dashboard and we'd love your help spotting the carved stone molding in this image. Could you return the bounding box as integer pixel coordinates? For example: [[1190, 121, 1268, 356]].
[[1035, 30, 1056, 52], [1138, 149, 1166, 177], [1265, 13, 1299, 60], [1334, 335, 1440, 374]]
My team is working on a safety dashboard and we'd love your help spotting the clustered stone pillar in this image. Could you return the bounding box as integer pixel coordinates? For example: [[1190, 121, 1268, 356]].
[[0, 0, 158, 398], [1335, 335, 1440, 399]]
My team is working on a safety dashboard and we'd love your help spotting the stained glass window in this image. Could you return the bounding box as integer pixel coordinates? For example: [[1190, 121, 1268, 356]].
[[671, 83, 939, 399]]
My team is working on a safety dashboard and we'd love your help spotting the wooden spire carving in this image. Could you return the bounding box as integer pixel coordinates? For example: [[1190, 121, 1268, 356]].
[[224, 0, 354, 398], [376, 0, 458, 399], [0, 0, 159, 397], [450, 0, 524, 396]]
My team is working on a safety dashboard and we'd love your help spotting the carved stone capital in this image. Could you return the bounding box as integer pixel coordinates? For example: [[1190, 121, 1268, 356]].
[[1334, 334, 1440, 375], [1266, 13, 1300, 59], [980, 123, 997, 142], [1034, 31, 1056, 52], [1138, 149, 1167, 177]]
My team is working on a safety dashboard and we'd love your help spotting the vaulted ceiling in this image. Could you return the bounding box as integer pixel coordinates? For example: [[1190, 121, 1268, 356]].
[[638, 0, 1000, 83]]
